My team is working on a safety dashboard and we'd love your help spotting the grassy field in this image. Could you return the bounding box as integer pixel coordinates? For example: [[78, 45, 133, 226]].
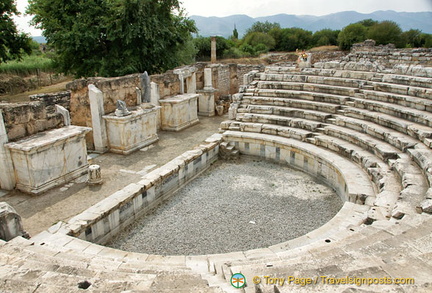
[[0, 55, 55, 76]]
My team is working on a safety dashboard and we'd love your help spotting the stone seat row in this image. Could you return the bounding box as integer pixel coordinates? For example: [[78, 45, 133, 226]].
[[220, 121, 426, 219], [231, 215, 432, 293], [234, 106, 432, 187], [254, 79, 432, 115], [253, 75, 432, 112], [238, 89, 432, 148], [259, 70, 432, 90], [263, 66, 432, 87], [0, 235, 224, 292], [238, 109, 432, 195], [218, 131, 432, 292]]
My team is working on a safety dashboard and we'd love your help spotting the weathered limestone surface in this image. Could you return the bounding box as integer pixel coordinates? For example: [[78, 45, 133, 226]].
[[0, 110, 15, 190], [88, 84, 108, 153], [5, 126, 91, 194], [0, 202, 27, 241], [103, 106, 159, 155], [160, 94, 199, 131]]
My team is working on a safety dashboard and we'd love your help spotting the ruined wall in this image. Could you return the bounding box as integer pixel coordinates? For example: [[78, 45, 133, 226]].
[[348, 40, 432, 67], [150, 70, 181, 99], [3, 63, 264, 147], [67, 74, 144, 148], [0, 102, 63, 142], [200, 64, 264, 100]]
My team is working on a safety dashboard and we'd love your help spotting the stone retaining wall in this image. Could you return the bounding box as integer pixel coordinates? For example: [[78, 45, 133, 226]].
[[0, 102, 64, 142], [63, 134, 221, 244]]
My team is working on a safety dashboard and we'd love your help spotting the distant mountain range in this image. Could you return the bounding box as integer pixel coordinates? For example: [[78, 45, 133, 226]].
[[31, 10, 432, 43], [190, 10, 432, 38]]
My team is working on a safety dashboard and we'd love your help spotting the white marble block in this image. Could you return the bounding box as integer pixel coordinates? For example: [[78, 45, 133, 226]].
[[88, 84, 108, 153], [5, 126, 91, 194], [0, 110, 15, 190], [103, 106, 159, 155], [159, 94, 199, 131], [197, 89, 216, 117]]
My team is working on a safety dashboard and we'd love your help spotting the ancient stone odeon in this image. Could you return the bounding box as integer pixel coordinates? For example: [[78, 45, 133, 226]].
[[0, 43, 432, 292]]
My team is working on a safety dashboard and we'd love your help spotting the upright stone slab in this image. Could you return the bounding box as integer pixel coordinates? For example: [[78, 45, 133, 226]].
[[55, 105, 71, 126], [197, 68, 216, 116], [88, 84, 108, 153], [160, 94, 199, 131], [150, 82, 160, 106], [5, 126, 91, 194], [204, 68, 213, 90], [141, 71, 151, 103], [0, 202, 28, 241], [0, 110, 15, 190]]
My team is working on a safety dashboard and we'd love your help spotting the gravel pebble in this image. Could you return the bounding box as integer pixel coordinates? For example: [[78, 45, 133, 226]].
[[106, 156, 343, 255]]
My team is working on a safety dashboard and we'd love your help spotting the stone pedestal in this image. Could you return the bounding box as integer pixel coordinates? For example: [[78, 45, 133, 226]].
[[88, 165, 103, 185], [5, 126, 91, 194], [159, 94, 199, 131], [103, 106, 159, 155], [197, 89, 216, 116], [0, 202, 28, 241]]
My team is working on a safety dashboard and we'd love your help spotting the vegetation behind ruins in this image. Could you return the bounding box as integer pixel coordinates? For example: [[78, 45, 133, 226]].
[[1, 1, 432, 89], [195, 19, 432, 61]]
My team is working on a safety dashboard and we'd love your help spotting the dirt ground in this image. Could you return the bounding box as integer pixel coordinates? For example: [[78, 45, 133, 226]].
[[1, 115, 226, 236]]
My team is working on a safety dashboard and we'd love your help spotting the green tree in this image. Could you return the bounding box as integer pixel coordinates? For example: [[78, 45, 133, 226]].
[[312, 29, 339, 47], [193, 36, 230, 61], [0, 0, 32, 63], [402, 29, 423, 48], [246, 21, 281, 34], [367, 21, 404, 47], [338, 23, 367, 50], [357, 19, 378, 28], [232, 25, 239, 40], [243, 32, 276, 51], [273, 28, 312, 52], [28, 0, 197, 77]]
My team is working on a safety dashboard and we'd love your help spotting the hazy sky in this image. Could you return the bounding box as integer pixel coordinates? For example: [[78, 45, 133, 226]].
[[14, 0, 432, 36]]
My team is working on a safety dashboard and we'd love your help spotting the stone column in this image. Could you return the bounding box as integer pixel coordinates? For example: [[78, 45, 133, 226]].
[[186, 73, 197, 94], [135, 87, 142, 106], [211, 36, 217, 63], [88, 85, 108, 153], [0, 110, 15, 190], [150, 82, 160, 106], [197, 68, 216, 116], [88, 164, 103, 185], [204, 68, 213, 89], [178, 74, 185, 94]]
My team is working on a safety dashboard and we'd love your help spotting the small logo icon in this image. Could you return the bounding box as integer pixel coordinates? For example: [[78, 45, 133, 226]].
[[231, 273, 246, 288]]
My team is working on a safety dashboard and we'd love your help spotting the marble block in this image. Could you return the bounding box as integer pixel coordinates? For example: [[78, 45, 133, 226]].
[[103, 106, 159, 155], [5, 126, 91, 194], [197, 89, 216, 117], [159, 94, 199, 131]]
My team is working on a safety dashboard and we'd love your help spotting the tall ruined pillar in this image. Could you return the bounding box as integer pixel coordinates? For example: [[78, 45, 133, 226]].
[[211, 36, 217, 63], [88, 85, 108, 153]]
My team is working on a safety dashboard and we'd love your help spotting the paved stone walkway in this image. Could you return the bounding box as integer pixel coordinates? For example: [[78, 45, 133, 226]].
[[1, 115, 226, 236]]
